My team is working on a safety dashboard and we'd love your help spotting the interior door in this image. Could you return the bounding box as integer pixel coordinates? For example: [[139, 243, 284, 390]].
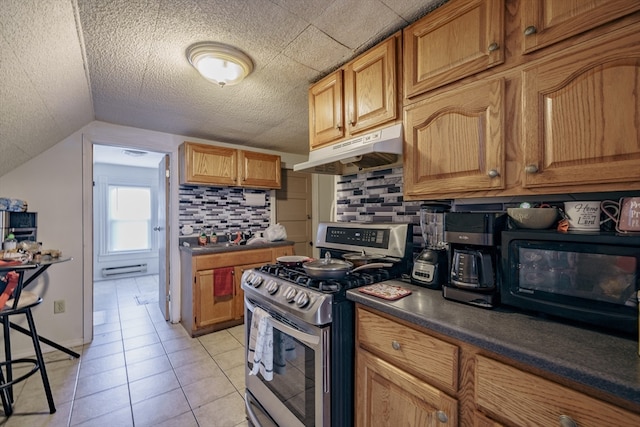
[[157, 155, 170, 320], [276, 170, 313, 258]]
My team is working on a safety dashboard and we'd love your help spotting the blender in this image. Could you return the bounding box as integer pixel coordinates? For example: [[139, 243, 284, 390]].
[[411, 203, 449, 288]]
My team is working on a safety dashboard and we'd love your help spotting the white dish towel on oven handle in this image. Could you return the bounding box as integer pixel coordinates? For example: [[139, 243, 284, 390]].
[[248, 307, 274, 381]]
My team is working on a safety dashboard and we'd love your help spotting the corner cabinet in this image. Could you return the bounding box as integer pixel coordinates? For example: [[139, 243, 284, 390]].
[[521, 27, 640, 190], [403, 0, 504, 101], [180, 245, 293, 337], [179, 142, 281, 189], [404, 78, 505, 199], [309, 32, 400, 150]]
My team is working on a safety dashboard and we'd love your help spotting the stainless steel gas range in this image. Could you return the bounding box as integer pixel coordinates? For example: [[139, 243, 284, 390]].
[[241, 222, 413, 427]]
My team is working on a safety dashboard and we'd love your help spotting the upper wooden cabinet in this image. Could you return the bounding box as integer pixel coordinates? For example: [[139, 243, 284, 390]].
[[309, 70, 344, 148], [404, 78, 505, 199], [521, 27, 640, 189], [238, 150, 281, 189], [309, 33, 400, 150], [521, 0, 640, 54], [403, 0, 504, 101], [179, 142, 281, 189]]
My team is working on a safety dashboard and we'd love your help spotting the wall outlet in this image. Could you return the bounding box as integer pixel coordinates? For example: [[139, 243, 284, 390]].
[[54, 300, 65, 314]]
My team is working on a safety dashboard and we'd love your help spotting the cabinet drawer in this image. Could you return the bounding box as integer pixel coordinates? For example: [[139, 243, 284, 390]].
[[195, 249, 272, 270], [356, 308, 458, 394], [476, 355, 640, 426]]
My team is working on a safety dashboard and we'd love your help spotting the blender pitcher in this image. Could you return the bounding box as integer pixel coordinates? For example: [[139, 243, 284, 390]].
[[412, 203, 450, 288]]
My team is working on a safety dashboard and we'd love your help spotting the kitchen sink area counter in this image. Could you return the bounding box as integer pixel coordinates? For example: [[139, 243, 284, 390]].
[[179, 239, 295, 255], [180, 240, 295, 337], [348, 281, 640, 425]]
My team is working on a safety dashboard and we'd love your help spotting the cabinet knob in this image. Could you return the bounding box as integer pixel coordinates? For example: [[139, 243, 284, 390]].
[[391, 340, 401, 351], [336, 124, 342, 130], [436, 410, 448, 423], [524, 25, 537, 36], [488, 42, 499, 52], [487, 169, 500, 178], [558, 415, 577, 427], [525, 164, 539, 174]]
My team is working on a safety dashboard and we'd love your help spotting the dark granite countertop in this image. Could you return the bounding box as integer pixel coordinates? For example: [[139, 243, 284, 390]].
[[347, 280, 640, 408], [179, 239, 295, 255]]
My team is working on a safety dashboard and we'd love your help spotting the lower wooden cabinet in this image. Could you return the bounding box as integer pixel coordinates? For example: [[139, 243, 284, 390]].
[[356, 349, 458, 427], [355, 305, 640, 427], [180, 245, 293, 337], [475, 355, 640, 427]]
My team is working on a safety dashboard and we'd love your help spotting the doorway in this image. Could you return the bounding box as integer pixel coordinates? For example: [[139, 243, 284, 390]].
[[92, 145, 170, 323], [276, 169, 313, 258]]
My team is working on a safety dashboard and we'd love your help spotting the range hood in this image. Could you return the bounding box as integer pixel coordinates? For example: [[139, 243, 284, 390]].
[[294, 123, 403, 175]]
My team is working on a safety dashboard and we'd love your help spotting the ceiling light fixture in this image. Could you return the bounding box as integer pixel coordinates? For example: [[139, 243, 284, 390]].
[[187, 42, 254, 87], [122, 149, 148, 157]]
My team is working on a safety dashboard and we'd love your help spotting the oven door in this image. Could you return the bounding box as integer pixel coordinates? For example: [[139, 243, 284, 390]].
[[244, 296, 330, 427]]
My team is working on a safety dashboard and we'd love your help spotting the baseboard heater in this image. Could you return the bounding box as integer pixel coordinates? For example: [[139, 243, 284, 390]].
[[102, 264, 148, 277]]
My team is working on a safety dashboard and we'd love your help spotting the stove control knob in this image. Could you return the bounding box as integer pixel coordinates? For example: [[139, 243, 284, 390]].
[[284, 287, 297, 302], [250, 275, 264, 288], [266, 280, 279, 295], [294, 291, 309, 308]]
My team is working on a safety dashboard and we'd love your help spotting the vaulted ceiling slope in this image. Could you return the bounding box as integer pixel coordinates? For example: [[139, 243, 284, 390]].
[[0, 0, 444, 177]]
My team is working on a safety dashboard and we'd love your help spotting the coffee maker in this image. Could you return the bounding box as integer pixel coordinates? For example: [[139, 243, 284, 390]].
[[442, 212, 506, 308], [412, 203, 449, 288]]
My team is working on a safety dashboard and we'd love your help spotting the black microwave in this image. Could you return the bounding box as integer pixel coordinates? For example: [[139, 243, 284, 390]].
[[501, 230, 640, 335]]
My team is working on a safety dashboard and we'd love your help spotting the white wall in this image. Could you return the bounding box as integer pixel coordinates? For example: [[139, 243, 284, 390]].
[[0, 120, 308, 355]]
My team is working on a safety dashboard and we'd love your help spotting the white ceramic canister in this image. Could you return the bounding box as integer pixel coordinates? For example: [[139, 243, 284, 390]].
[[563, 201, 601, 231]]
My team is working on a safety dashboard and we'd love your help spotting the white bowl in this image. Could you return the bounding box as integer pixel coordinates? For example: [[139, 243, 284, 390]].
[[507, 208, 559, 229]]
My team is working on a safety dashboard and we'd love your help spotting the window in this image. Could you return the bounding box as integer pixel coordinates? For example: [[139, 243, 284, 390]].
[[108, 185, 152, 252]]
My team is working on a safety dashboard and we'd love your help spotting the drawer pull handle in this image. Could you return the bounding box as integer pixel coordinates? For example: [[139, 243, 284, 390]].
[[525, 164, 539, 174], [487, 169, 500, 178], [391, 340, 401, 351], [558, 415, 577, 427], [436, 410, 448, 423], [488, 42, 499, 52], [524, 25, 537, 36]]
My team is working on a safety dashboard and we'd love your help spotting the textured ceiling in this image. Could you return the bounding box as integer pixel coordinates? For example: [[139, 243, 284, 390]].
[[0, 0, 445, 177]]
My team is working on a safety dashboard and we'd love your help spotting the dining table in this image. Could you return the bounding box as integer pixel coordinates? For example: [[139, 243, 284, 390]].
[[0, 256, 79, 359]]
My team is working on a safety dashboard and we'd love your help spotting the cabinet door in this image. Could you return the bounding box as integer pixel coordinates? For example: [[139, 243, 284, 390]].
[[233, 262, 269, 320], [238, 151, 281, 189], [195, 268, 234, 328], [521, 0, 640, 54], [309, 70, 344, 149], [475, 355, 640, 427], [404, 78, 505, 199], [345, 35, 397, 135], [403, 0, 504, 99], [522, 29, 640, 189], [180, 142, 237, 186], [356, 349, 458, 427]]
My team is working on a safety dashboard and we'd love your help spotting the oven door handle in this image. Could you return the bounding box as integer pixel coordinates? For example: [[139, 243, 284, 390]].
[[245, 298, 320, 347]]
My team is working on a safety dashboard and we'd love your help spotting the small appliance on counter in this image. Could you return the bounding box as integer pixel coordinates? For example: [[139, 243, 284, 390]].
[[443, 212, 507, 308], [1, 211, 37, 243], [501, 229, 640, 335], [412, 203, 449, 288]]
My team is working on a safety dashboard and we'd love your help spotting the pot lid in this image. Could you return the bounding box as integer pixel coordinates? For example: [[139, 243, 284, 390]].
[[303, 256, 353, 272]]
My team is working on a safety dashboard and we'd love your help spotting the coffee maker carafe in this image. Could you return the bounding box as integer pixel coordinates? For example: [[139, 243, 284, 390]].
[[443, 212, 506, 308], [411, 203, 449, 288]]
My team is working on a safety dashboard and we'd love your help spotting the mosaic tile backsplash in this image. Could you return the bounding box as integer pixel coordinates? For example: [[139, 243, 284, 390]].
[[336, 166, 426, 251], [178, 185, 270, 235]]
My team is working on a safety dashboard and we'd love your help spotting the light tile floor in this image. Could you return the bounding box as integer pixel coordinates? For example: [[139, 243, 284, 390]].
[[1, 275, 248, 426]]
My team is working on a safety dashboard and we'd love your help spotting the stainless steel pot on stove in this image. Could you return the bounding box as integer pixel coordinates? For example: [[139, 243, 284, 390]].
[[302, 253, 392, 280]]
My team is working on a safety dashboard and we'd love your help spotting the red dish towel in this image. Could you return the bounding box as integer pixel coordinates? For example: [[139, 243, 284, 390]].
[[213, 267, 234, 298]]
